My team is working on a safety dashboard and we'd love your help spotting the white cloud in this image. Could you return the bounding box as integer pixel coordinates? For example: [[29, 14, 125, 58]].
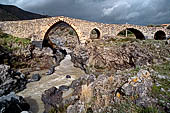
[[126, 12, 139, 20], [0, 0, 170, 25], [103, 7, 114, 16], [102, 1, 131, 16]]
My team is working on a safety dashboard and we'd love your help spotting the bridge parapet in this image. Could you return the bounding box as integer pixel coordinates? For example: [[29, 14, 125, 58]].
[[0, 16, 169, 43]]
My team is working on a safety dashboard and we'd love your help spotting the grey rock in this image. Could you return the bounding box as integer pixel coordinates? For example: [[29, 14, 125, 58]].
[[41, 87, 63, 113], [66, 75, 71, 79], [0, 92, 30, 113], [168, 89, 170, 92], [0, 65, 27, 96], [165, 40, 170, 45], [70, 75, 96, 89], [70, 47, 89, 73], [31, 74, 41, 82], [122, 70, 153, 107], [53, 49, 66, 66], [157, 74, 170, 79], [67, 100, 86, 113], [161, 88, 166, 92], [21, 111, 30, 113], [59, 85, 69, 91], [46, 66, 55, 75]]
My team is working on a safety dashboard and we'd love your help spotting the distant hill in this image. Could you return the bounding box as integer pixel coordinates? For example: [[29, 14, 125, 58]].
[[0, 4, 48, 21]]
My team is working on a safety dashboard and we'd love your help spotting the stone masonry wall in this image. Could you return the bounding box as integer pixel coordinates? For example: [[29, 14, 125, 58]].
[[0, 16, 169, 44]]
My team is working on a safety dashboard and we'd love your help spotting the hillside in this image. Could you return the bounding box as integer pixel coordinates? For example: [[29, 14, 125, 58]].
[[0, 4, 48, 21]]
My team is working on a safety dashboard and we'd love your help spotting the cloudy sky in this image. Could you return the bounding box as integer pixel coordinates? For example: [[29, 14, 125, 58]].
[[1, 0, 170, 25]]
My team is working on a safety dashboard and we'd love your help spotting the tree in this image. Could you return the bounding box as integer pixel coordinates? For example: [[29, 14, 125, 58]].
[[155, 25, 163, 27], [147, 24, 155, 27]]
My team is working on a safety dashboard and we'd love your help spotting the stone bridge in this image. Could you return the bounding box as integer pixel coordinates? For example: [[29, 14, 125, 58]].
[[0, 16, 170, 45]]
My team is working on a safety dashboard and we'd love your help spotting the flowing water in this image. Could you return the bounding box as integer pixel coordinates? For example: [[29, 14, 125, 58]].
[[17, 52, 85, 113]]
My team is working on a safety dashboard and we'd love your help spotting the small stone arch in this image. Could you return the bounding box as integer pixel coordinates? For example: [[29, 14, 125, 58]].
[[42, 20, 81, 47], [89, 28, 101, 39], [116, 28, 145, 40], [154, 30, 166, 40]]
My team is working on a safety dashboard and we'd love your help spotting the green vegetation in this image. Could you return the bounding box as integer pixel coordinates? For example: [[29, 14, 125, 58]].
[[152, 61, 170, 76], [147, 24, 155, 27], [103, 38, 139, 47], [90, 29, 99, 39], [150, 61, 170, 111], [112, 97, 160, 113], [138, 106, 159, 113], [0, 30, 31, 69], [69, 29, 74, 35], [68, 28, 77, 36], [48, 107, 57, 113], [91, 29, 97, 34], [117, 30, 135, 37], [124, 66, 141, 76], [147, 24, 163, 27], [0, 30, 30, 51], [155, 25, 163, 27], [115, 37, 138, 42], [56, 104, 70, 113], [114, 58, 170, 113], [118, 60, 170, 107]]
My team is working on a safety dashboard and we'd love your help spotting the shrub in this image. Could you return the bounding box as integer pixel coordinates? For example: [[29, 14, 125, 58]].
[[147, 24, 155, 27], [80, 84, 93, 104], [69, 29, 74, 35], [139, 106, 159, 113], [155, 25, 163, 27], [0, 31, 31, 51], [0, 28, 3, 34], [48, 107, 57, 113]]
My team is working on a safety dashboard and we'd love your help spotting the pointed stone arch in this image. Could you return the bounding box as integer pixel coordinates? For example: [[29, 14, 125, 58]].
[[42, 20, 81, 47]]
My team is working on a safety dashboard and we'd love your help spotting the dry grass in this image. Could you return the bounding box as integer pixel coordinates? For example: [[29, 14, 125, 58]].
[[80, 84, 93, 104], [103, 95, 110, 107], [108, 76, 114, 84]]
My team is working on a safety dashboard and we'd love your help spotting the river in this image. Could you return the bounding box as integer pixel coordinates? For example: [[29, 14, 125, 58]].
[[17, 53, 85, 113]]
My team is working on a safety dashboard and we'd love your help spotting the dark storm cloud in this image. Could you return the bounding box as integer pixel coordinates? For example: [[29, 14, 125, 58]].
[[1, 0, 170, 25]]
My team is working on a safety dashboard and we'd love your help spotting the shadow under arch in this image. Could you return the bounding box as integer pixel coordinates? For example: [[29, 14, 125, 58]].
[[42, 21, 80, 48], [154, 30, 166, 40], [90, 28, 101, 39], [117, 28, 145, 40]]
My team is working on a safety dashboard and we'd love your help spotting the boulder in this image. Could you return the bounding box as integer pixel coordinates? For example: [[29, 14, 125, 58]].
[[122, 69, 153, 107], [70, 46, 89, 73], [0, 46, 11, 65], [59, 85, 69, 91], [0, 65, 27, 96], [0, 92, 30, 113], [165, 40, 170, 45], [41, 75, 96, 113], [41, 87, 63, 113], [70, 42, 154, 74], [67, 100, 86, 113], [66, 75, 71, 79], [46, 66, 55, 75], [30, 73, 41, 82], [53, 49, 66, 66]]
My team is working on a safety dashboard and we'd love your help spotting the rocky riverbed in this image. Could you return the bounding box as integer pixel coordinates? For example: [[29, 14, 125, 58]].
[[0, 31, 170, 113], [40, 38, 170, 113], [17, 53, 85, 113]]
